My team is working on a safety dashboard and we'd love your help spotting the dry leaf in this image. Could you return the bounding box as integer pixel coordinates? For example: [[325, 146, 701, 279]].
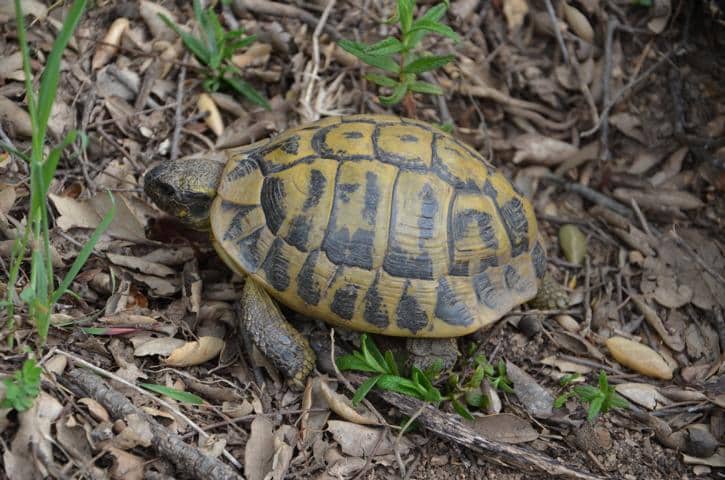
[[467, 413, 538, 443], [0, 183, 17, 214], [512, 133, 578, 165], [133, 337, 187, 357], [232, 43, 272, 69], [107, 252, 176, 277], [503, 0, 529, 31], [615, 383, 671, 410], [3, 392, 63, 480], [605, 336, 674, 379], [78, 398, 111, 422], [139, 1, 178, 41], [612, 188, 704, 210], [92, 18, 129, 70], [0, 95, 32, 137], [609, 112, 645, 143], [198, 93, 224, 136], [318, 379, 378, 425], [506, 361, 554, 417], [631, 296, 685, 351], [0, 0, 47, 19], [327, 420, 411, 457], [245, 416, 275, 480], [682, 449, 725, 467], [563, 3, 593, 42], [107, 446, 145, 480], [165, 336, 224, 366]]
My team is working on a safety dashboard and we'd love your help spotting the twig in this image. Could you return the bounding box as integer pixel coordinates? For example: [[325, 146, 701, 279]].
[[542, 174, 632, 218], [301, 0, 337, 120], [582, 255, 592, 334], [233, 0, 340, 40], [54, 349, 244, 471], [629, 198, 654, 239], [171, 62, 188, 162], [598, 17, 618, 161], [543, 0, 569, 64]]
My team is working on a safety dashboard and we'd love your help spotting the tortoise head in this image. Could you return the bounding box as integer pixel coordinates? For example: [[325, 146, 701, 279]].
[[143, 157, 224, 230]]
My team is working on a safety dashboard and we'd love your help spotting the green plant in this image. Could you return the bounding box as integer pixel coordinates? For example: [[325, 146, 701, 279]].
[[141, 383, 204, 404], [338, 0, 459, 107], [554, 370, 629, 422], [337, 333, 442, 405], [160, 0, 270, 109], [1, 359, 41, 412], [1, 0, 115, 349], [444, 354, 513, 419]]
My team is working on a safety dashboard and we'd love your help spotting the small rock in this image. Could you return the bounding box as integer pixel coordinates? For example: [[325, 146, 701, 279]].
[[555, 314, 579, 332], [518, 315, 542, 338], [684, 427, 719, 458]]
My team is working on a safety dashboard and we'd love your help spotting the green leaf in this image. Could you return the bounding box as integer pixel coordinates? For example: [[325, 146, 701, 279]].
[[610, 394, 629, 410], [409, 19, 460, 42], [380, 81, 409, 105], [35, 0, 86, 145], [352, 374, 382, 405], [141, 383, 204, 405], [573, 385, 600, 402], [362, 334, 389, 373], [336, 353, 379, 373], [398, 0, 415, 34], [365, 74, 399, 88], [558, 224, 587, 266], [554, 392, 573, 408], [52, 192, 116, 304], [464, 390, 484, 407], [338, 39, 400, 73], [587, 396, 604, 422], [223, 76, 270, 110], [597, 370, 609, 392], [0, 359, 41, 411], [159, 14, 211, 65], [384, 350, 400, 376], [408, 80, 443, 95], [43, 130, 78, 193], [451, 396, 474, 420], [559, 373, 580, 386], [403, 54, 454, 74], [468, 365, 485, 388], [365, 37, 405, 56], [408, 3, 450, 46]]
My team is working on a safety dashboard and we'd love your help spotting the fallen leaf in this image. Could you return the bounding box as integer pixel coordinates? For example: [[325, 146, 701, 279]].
[[78, 398, 111, 422], [506, 361, 554, 417], [139, 1, 178, 41], [609, 113, 645, 143], [0, 183, 16, 214], [502, 0, 529, 31], [0, 95, 32, 137], [133, 337, 187, 357], [467, 413, 538, 443], [198, 93, 224, 136], [327, 420, 411, 457], [615, 383, 671, 410], [682, 449, 725, 467], [318, 378, 378, 426], [540, 355, 592, 374], [92, 17, 129, 70], [245, 416, 275, 480], [3, 392, 63, 480], [115, 413, 154, 449], [512, 133, 578, 165], [0, 0, 47, 19], [559, 224, 587, 265], [605, 336, 674, 380], [107, 446, 145, 480], [165, 336, 225, 367], [563, 3, 593, 42], [612, 188, 704, 210], [107, 252, 176, 277]]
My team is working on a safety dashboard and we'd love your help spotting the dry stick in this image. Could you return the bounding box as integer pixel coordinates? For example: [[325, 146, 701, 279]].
[[598, 17, 618, 161], [54, 350, 244, 471], [359, 384, 607, 480], [301, 0, 337, 119], [543, 0, 569, 64], [582, 255, 592, 334], [233, 0, 340, 40], [170, 63, 188, 162], [64, 368, 244, 480], [543, 173, 632, 218]]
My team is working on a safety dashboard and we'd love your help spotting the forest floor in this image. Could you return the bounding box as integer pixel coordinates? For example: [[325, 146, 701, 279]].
[[0, 1, 724, 479]]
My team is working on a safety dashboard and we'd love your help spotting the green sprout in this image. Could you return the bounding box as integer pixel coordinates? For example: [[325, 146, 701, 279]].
[[554, 370, 629, 422], [159, 0, 270, 109], [338, 0, 459, 107], [1, 359, 41, 412]]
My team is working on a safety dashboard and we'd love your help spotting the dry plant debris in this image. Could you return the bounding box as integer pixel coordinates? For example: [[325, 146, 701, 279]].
[[1, 0, 724, 479]]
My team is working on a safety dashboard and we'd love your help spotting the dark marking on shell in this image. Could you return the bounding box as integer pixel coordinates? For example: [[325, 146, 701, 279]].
[[372, 125, 428, 171], [482, 180, 529, 257], [363, 273, 389, 328], [478, 256, 499, 272], [311, 126, 335, 158], [220, 201, 256, 241], [504, 265, 526, 292], [296, 250, 321, 306], [531, 242, 547, 279], [383, 249, 434, 280], [400, 134, 418, 142], [330, 282, 358, 320], [473, 271, 497, 309], [396, 281, 428, 334], [260, 177, 286, 234], [431, 134, 482, 191], [286, 215, 311, 251], [435, 277, 474, 326], [279, 134, 300, 154], [449, 261, 469, 276], [260, 237, 290, 292], [343, 131, 364, 139], [417, 183, 438, 248], [236, 228, 263, 271], [323, 226, 374, 270], [362, 171, 379, 225], [226, 156, 259, 181], [338, 183, 360, 202], [453, 208, 498, 248], [303, 169, 326, 211]]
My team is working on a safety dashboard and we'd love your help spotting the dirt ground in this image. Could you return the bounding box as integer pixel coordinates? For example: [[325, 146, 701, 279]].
[[1, 1, 724, 479]]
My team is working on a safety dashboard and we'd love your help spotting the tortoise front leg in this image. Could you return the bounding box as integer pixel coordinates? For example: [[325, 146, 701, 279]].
[[240, 280, 315, 388]]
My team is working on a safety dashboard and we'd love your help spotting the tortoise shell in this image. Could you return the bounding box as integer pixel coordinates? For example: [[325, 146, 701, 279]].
[[210, 114, 546, 337]]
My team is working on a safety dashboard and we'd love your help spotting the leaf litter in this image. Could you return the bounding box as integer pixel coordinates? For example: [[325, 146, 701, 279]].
[[1, 0, 724, 479]]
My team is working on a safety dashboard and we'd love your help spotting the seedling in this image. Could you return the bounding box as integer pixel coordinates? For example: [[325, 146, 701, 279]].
[[444, 354, 513, 419], [160, 0, 270, 109], [338, 0, 459, 110], [554, 370, 629, 422], [1, 359, 41, 412]]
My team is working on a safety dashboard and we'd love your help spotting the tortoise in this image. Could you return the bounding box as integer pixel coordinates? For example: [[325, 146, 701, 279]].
[[144, 114, 564, 385]]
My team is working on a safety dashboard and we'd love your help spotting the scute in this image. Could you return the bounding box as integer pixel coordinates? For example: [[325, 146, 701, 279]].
[[211, 114, 545, 338]]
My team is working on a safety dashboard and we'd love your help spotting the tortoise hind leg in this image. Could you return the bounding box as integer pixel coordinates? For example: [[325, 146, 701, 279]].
[[240, 280, 315, 388]]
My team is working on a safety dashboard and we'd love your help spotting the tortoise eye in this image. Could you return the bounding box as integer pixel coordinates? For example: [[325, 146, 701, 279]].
[[155, 182, 176, 198]]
